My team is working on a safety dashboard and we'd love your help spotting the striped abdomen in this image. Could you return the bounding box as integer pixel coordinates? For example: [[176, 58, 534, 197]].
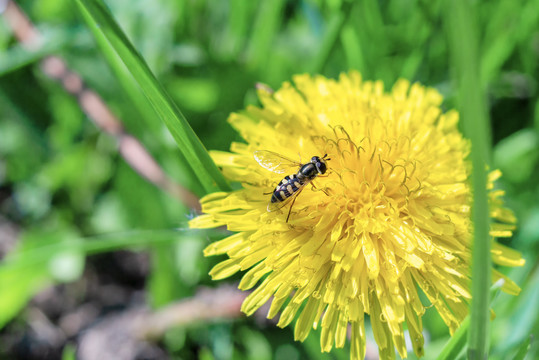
[[270, 174, 305, 203]]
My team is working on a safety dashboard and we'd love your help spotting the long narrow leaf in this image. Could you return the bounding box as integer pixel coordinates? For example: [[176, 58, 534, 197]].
[[246, 0, 286, 72], [0, 228, 188, 329], [1, 229, 187, 273], [309, 1, 354, 74], [75, 0, 230, 194], [437, 317, 470, 360]]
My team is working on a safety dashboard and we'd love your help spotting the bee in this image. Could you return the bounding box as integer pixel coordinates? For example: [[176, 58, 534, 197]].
[[254, 150, 330, 222]]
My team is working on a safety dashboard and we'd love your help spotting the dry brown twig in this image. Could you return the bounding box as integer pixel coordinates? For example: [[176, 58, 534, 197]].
[[1, 0, 200, 212]]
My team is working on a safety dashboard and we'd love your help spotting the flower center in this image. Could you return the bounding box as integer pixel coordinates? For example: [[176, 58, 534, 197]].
[[318, 129, 424, 233]]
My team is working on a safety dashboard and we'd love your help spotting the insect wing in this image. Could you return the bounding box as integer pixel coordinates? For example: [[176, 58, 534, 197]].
[[267, 185, 304, 212], [254, 150, 301, 174]]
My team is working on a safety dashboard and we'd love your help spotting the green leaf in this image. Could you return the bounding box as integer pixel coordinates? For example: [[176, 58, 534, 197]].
[[437, 317, 469, 360], [309, 1, 355, 74], [0, 228, 192, 329], [481, 0, 539, 84], [62, 344, 77, 360], [238, 327, 272, 360], [512, 335, 532, 360], [246, 0, 286, 73], [0, 31, 70, 76], [74, 0, 230, 194], [340, 22, 366, 74], [501, 265, 539, 354], [494, 129, 539, 184], [0, 265, 50, 329]]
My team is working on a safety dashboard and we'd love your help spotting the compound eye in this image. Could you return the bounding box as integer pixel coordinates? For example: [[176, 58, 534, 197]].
[[311, 156, 319, 163], [317, 162, 327, 174]]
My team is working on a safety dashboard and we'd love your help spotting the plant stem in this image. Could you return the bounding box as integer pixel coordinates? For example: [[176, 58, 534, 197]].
[[447, 0, 492, 359]]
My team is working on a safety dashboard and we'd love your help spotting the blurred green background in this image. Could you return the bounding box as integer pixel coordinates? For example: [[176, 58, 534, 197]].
[[0, 0, 538, 359]]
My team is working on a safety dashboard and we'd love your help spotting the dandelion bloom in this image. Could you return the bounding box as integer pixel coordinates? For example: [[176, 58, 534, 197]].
[[189, 72, 524, 359]]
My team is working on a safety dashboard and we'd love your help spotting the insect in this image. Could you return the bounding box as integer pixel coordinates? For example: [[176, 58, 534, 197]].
[[254, 150, 330, 222]]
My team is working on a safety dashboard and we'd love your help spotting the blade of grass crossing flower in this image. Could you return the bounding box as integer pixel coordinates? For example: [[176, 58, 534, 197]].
[[447, 1, 492, 359], [75, 0, 230, 194]]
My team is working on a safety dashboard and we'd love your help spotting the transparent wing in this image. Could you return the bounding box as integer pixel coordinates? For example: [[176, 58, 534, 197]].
[[267, 185, 304, 212], [254, 150, 301, 174]]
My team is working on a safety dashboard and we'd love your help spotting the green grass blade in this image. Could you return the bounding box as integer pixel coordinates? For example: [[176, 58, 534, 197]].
[[75, 0, 230, 194], [0, 45, 52, 75], [0, 31, 71, 75], [1, 229, 186, 273], [447, 1, 492, 359], [437, 317, 470, 360], [246, 0, 286, 72], [340, 22, 366, 74], [309, 1, 354, 74], [512, 335, 532, 360], [0, 228, 193, 329]]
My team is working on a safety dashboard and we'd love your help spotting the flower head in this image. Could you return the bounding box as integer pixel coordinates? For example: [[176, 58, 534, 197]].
[[190, 72, 524, 359]]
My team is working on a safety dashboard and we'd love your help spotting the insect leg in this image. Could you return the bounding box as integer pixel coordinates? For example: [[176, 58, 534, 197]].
[[286, 194, 298, 223], [310, 182, 330, 196]]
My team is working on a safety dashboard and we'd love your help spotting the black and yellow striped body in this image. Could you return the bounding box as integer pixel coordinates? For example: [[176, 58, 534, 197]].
[[257, 153, 329, 221], [270, 174, 306, 204]]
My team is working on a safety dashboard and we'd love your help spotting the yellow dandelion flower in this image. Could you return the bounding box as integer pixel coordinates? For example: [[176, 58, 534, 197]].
[[189, 72, 525, 359]]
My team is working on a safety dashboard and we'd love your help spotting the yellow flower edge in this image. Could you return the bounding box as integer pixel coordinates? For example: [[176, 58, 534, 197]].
[[190, 72, 525, 359]]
